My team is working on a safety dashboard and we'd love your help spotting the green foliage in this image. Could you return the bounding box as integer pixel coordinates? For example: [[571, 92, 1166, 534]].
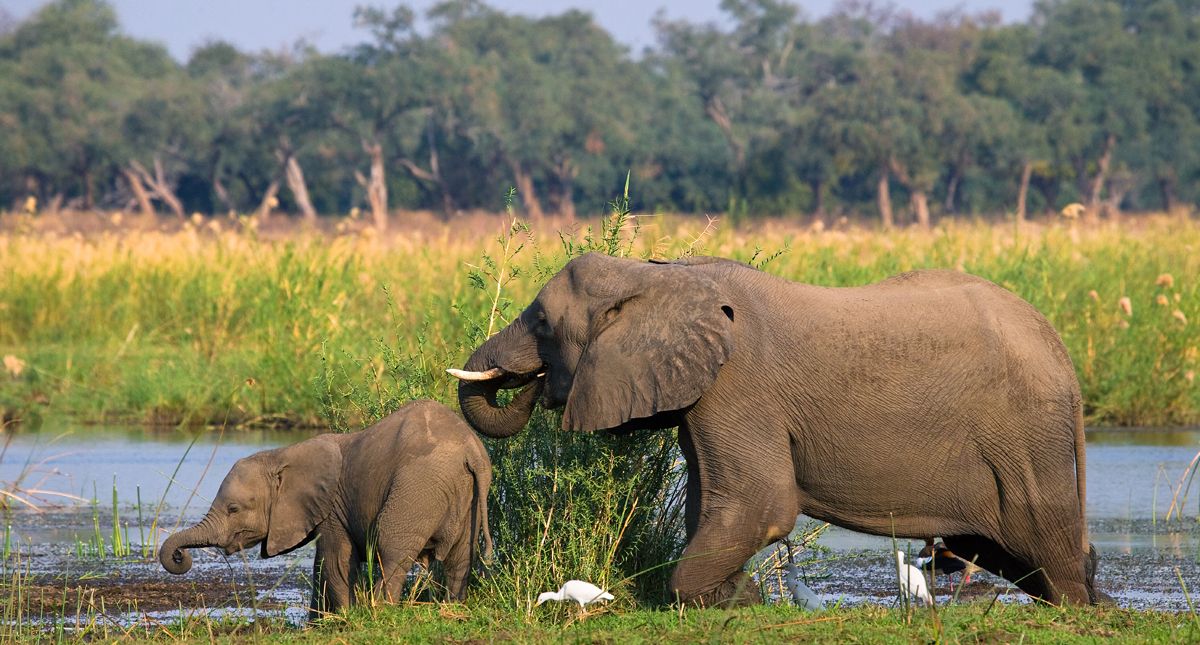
[[313, 183, 687, 605], [4, 1, 1200, 218], [2, 216, 1199, 428], [478, 409, 685, 607]]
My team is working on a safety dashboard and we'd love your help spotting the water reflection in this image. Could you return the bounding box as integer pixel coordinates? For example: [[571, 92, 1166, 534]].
[[0, 422, 319, 514], [0, 423, 1196, 537], [1087, 427, 1200, 447]]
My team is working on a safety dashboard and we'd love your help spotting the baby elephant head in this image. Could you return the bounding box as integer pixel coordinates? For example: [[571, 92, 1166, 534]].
[[159, 436, 340, 574]]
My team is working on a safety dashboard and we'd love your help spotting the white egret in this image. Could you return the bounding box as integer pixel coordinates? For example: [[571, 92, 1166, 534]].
[[895, 551, 933, 606], [783, 563, 825, 610], [536, 580, 614, 609]]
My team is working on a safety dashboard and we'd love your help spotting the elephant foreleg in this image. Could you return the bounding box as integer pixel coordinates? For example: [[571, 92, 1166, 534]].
[[670, 503, 791, 607], [680, 426, 701, 540], [672, 416, 799, 607], [309, 529, 357, 621]]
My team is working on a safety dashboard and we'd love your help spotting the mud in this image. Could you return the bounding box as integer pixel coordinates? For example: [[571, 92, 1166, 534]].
[[787, 544, 1200, 612], [0, 511, 313, 626], [1, 426, 1196, 625], [3, 518, 1195, 627]]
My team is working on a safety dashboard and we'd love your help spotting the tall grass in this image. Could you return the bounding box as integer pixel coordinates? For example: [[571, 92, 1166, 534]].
[[320, 191, 688, 608], [1, 206, 1199, 636], [2, 213, 1196, 428]]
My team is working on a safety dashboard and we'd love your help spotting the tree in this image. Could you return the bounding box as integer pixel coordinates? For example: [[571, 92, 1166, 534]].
[[1034, 0, 1149, 218], [0, 0, 171, 210], [433, 2, 641, 220]]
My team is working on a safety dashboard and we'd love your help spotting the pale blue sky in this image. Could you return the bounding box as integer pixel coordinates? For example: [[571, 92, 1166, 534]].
[[4, 1, 1034, 60]]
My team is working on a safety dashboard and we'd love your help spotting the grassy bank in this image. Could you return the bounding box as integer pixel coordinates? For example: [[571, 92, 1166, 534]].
[[3, 602, 1195, 643], [2, 210, 1199, 642], [236, 603, 1200, 644], [2, 211, 1197, 427]]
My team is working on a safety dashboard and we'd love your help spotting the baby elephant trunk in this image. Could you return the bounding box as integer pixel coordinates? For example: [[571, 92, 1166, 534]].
[[159, 520, 218, 575]]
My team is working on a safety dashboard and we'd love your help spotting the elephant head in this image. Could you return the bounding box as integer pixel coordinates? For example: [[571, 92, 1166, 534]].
[[453, 253, 735, 435], [159, 436, 341, 575]]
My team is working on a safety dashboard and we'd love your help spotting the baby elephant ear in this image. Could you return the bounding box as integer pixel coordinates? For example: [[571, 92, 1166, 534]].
[[265, 435, 341, 557], [564, 263, 735, 432]]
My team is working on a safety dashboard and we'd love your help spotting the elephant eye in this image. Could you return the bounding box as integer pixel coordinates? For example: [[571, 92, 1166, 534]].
[[534, 315, 553, 338], [227, 504, 241, 514]]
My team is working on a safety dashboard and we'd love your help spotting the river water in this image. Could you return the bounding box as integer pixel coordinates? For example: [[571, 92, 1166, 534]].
[[0, 423, 1196, 620]]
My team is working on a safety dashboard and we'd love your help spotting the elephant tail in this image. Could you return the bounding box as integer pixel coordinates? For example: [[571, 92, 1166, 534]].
[[466, 454, 494, 567], [1073, 392, 1089, 553]]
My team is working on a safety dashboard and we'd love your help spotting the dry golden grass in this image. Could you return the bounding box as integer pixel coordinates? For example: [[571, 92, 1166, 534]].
[[0, 210, 1197, 426]]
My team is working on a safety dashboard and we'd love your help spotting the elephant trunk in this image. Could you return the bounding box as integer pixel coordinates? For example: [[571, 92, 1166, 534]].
[[159, 517, 220, 575], [455, 318, 544, 439], [458, 378, 543, 439]]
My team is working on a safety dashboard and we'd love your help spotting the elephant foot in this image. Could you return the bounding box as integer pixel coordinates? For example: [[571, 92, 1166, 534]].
[[678, 572, 762, 608]]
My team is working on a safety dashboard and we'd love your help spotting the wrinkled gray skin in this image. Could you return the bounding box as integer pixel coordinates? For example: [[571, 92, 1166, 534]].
[[159, 401, 492, 620], [458, 253, 1099, 607]]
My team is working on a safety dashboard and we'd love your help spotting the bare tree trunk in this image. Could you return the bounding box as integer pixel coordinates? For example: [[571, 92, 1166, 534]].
[[281, 154, 317, 221], [508, 161, 544, 220], [130, 158, 185, 218], [551, 156, 577, 223], [944, 168, 961, 214], [255, 180, 280, 221], [1158, 176, 1178, 213], [1086, 133, 1116, 219], [810, 179, 825, 219], [877, 165, 894, 229], [123, 167, 155, 217], [1016, 160, 1033, 223], [1103, 169, 1134, 223], [426, 122, 453, 218], [152, 157, 185, 219], [705, 96, 745, 169], [212, 174, 234, 214], [360, 140, 388, 230], [556, 186, 576, 222], [911, 190, 931, 228], [82, 168, 94, 209]]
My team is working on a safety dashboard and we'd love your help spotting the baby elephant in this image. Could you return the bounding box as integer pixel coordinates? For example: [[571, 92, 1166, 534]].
[[159, 400, 492, 618]]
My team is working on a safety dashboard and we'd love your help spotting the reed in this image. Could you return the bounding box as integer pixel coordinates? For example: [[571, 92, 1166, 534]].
[[2, 213, 1196, 428]]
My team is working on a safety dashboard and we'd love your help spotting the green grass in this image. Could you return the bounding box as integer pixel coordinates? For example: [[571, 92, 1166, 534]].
[[2, 213, 1197, 428], [1, 209, 1198, 641], [280, 603, 1200, 644], [0, 602, 1193, 643]]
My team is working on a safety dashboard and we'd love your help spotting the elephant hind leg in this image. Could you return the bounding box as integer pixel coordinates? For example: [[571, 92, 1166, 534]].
[[941, 534, 1089, 605], [940, 535, 1040, 594], [441, 531, 474, 601], [373, 536, 428, 604]]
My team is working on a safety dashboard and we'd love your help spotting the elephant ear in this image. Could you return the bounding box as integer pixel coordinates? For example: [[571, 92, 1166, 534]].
[[265, 435, 341, 557], [563, 264, 735, 432]]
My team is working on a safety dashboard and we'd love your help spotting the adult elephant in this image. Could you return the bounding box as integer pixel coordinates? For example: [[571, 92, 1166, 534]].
[[451, 252, 1101, 607]]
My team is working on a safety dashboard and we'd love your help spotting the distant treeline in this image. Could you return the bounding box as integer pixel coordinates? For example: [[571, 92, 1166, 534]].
[[1, 0, 1198, 226]]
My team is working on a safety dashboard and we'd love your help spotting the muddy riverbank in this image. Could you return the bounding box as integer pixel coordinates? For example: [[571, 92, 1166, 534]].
[[2, 514, 1195, 626], [0, 426, 1196, 624]]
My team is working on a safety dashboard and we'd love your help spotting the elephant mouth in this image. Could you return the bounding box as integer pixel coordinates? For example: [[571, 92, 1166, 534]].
[[452, 360, 553, 438], [223, 533, 264, 556]]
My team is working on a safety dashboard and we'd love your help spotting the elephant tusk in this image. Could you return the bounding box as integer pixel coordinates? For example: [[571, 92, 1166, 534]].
[[446, 367, 505, 381]]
